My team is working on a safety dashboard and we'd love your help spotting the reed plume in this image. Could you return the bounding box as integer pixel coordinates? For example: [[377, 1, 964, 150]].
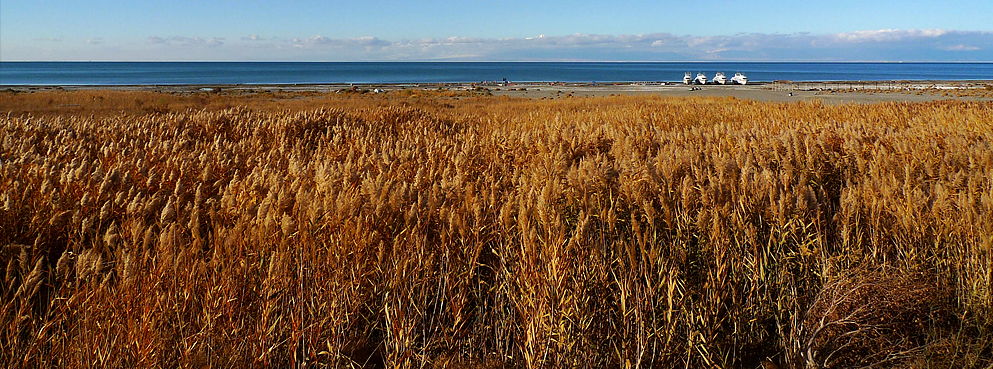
[[0, 91, 990, 368]]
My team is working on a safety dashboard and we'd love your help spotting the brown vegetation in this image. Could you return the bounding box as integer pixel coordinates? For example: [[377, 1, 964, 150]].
[[1, 91, 992, 368]]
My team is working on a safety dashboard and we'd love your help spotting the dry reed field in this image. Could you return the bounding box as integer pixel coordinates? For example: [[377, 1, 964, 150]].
[[2, 90, 992, 368]]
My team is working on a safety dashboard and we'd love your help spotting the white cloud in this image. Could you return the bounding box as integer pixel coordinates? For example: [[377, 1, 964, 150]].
[[307, 36, 332, 44], [87, 38, 104, 45], [442, 36, 486, 44], [833, 29, 949, 43], [942, 44, 981, 51], [287, 35, 390, 49], [146, 36, 225, 47], [277, 30, 991, 61], [14, 29, 990, 61]]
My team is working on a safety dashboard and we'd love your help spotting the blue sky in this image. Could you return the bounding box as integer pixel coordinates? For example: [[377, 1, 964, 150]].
[[2, 0, 992, 61]]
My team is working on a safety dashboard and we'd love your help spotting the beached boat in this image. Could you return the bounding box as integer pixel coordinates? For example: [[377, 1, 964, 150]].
[[713, 72, 727, 85], [731, 72, 748, 85], [693, 72, 708, 85], [683, 72, 692, 84]]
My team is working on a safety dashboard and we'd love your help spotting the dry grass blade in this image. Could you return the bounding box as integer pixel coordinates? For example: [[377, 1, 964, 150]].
[[0, 91, 990, 368]]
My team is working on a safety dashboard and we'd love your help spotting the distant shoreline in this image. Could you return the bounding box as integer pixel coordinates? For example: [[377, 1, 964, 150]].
[[3, 80, 991, 104], [2, 79, 990, 90]]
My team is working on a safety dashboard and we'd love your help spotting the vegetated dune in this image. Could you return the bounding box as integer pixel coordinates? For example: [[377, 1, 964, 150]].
[[1, 92, 991, 368]]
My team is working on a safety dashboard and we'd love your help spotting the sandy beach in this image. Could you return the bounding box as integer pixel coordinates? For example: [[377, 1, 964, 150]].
[[483, 81, 993, 104], [4, 80, 992, 104]]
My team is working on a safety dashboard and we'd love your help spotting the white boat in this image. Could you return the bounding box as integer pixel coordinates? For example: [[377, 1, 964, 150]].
[[713, 72, 727, 85], [683, 72, 692, 84], [731, 72, 748, 85], [693, 72, 708, 85]]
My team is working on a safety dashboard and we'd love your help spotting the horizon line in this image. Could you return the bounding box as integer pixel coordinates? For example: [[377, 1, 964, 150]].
[[3, 60, 993, 63]]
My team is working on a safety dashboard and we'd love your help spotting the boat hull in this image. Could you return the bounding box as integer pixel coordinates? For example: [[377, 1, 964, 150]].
[[731, 73, 748, 85], [713, 73, 727, 84], [693, 73, 707, 85]]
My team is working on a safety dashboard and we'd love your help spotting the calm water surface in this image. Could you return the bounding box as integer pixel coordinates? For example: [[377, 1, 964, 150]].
[[1, 62, 991, 85]]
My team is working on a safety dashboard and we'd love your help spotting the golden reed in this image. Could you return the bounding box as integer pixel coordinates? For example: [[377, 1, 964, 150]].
[[1, 90, 991, 368]]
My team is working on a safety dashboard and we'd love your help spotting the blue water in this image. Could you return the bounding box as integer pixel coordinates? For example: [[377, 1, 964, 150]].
[[1, 62, 991, 85]]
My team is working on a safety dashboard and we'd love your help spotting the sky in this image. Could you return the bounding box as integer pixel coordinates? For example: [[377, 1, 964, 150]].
[[2, 0, 992, 61]]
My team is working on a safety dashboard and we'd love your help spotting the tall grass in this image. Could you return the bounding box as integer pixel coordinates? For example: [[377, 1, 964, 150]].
[[1, 92, 991, 368]]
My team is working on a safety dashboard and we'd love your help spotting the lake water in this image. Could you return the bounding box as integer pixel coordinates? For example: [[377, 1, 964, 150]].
[[1, 61, 991, 85]]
